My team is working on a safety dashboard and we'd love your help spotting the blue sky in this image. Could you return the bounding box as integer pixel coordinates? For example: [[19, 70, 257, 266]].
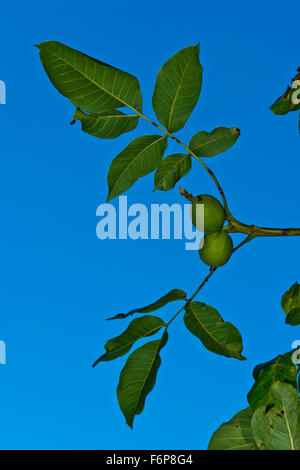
[[0, 0, 299, 450]]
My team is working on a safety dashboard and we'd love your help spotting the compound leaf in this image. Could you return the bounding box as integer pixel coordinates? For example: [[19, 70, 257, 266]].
[[152, 45, 203, 133], [93, 315, 165, 366], [107, 135, 167, 201], [107, 288, 187, 320], [73, 109, 139, 139], [117, 331, 168, 428], [154, 153, 192, 191], [184, 301, 245, 360], [36, 41, 142, 114], [189, 127, 240, 158]]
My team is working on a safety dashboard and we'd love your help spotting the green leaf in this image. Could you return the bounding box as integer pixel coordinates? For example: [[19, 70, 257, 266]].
[[208, 407, 257, 450], [152, 45, 203, 133], [107, 135, 167, 201], [270, 87, 296, 115], [36, 41, 142, 114], [73, 109, 139, 139], [270, 87, 300, 115], [281, 282, 300, 326], [251, 383, 299, 450], [296, 403, 300, 450], [154, 154, 192, 191], [93, 315, 165, 367], [286, 308, 300, 326], [270, 70, 300, 115], [117, 331, 168, 428], [189, 127, 240, 158], [107, 289, 187, 320], [183, 301, 245, 360], [247, 352, 298, 411]]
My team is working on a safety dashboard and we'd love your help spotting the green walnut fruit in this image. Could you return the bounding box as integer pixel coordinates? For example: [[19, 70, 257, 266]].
[[199, 231, 233, 267], [191, 194, 225, 233]]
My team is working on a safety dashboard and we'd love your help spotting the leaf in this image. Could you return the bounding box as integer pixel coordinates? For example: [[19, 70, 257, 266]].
[[183, 301, 245, 360], [73, 109, 139, 139], [281, 282, 300, 326], [208, 407, 257, 450], [152, 45, 203, 133], [36, 41, 142, 114], [251, 383, 299, 450], [270, 87, 300, 115], [189, 127, 240, 158], [295, 403, 300, 450], [154, 154, 192, 191], [270, 87, 296, 115], [286, 308, 300, 326], [93, 315, 165, 367], [107, 289, 187, 320], [270, 69, 300, 115], [117, 331, 168, 428], [247, 352, 298, 411], [107, 135, 167, 201]]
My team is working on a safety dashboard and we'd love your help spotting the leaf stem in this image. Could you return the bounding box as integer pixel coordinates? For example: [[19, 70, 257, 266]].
[[135, 110, 231, 216], [165, 234, 254, 329]]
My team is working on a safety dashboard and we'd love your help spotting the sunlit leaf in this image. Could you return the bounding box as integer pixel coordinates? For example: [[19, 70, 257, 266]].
[[37, 41, 142, 114], [208, 407, 257, 450], [251, 383, 299, 450], [152, 45, 203, 132], [189, 127, 240, 158]]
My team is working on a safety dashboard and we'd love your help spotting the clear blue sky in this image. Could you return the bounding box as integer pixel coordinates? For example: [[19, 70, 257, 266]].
[[0, 0, 299, 450]]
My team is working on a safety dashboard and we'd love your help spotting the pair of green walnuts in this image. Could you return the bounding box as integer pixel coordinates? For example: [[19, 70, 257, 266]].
[[191, 195, 233, 267]]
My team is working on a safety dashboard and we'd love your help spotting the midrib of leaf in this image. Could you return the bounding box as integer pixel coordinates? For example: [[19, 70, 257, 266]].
[[189, 307, 229, 352], [130, 334, 165, 421], [109, 137, 165, 196], [167, 53, 194, 130], [193, 129, 240, 152], [87, 114, 137, 120], [107, 325, 163, 357], [43, 47, 141, 115], [282, 401, 295, 450]]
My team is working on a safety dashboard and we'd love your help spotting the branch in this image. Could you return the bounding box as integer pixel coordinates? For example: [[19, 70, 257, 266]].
[[178, 186, 300, 238], [165, 234, 254, 328]]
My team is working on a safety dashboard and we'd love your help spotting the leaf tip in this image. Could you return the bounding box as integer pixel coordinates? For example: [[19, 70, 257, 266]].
[[126, 418, 134, 429]]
